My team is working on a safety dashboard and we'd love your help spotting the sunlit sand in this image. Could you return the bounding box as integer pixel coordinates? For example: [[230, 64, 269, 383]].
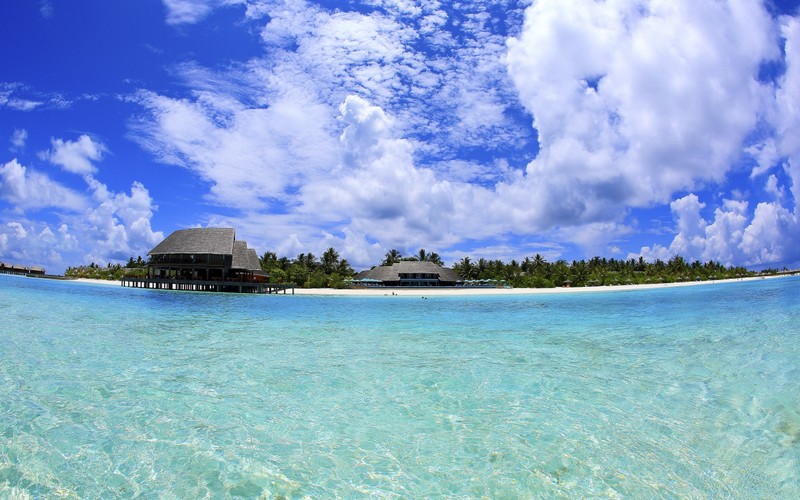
[[68, 275, 787, 296]]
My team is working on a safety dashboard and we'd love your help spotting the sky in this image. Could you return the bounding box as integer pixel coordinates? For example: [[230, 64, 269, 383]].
[[2, 0, 800, 273]]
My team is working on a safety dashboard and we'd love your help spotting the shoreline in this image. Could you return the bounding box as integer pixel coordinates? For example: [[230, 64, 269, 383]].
[[64, 274, 795, 296]]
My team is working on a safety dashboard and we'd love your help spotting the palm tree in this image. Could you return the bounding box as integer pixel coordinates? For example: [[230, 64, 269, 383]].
[[454, 256, 473, 279], [382, 249, 402, 266], [295, 253, 317, 270], [321, 247, 340, 274], [260, 251, 278, 271], [571, 260, 588, 286], [336, 259, 354, 276], [532, 253, 546, 277], [476, 258, 487, 278]]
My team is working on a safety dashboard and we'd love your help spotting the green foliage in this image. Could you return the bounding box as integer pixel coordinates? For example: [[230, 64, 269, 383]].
[[65, 249, 762, 289], [257, 246, 355, 288], [382, 249, 402, 266], [65, 263, 147, 280], [451, 254, 754, 288]]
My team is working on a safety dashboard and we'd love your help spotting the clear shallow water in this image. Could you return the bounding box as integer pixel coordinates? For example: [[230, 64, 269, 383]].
[[1, 275, 799, 497]]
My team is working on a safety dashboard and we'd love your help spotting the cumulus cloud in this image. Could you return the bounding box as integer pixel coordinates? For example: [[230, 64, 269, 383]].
[[769, 16, 800, 210], [0, 174, 164, 269], [300, 95, 472, 249], [44, 134, 106, 175], [632, 8, 800, 267], [1, 130, 163, 269], [0, 159, 86, 211], [0, 220, 68, 270], [505, 0, 779, 225], [634, 190, 799, 267], [80, 177, 164, 263]]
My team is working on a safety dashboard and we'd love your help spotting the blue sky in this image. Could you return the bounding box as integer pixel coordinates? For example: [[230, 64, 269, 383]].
[[2, 0, 800, 273]]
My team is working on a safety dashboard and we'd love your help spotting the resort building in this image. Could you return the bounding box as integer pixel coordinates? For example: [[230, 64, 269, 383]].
[[122, 227, 291, 293], [146, 228, 265, 282], [0, 262, 46, 276], [351, 261, 463, 287]]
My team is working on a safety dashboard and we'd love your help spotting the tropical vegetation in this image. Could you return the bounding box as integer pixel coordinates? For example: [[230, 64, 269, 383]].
[[65, 257, 148, 280], [381, 248, 444, 267], [258, 247, 355, 288], [64, 247, 785, 289], [451, 254, 754, 288]]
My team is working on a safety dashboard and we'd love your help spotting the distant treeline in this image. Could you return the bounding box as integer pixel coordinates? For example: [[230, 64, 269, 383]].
[[258, 248, 354, 288], [65, 257, 148, 281], [65, 248, 790, 288], [451, 254, 755, 288]]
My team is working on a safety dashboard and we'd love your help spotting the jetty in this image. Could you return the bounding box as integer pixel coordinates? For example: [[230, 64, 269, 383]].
[[120, 277, 293, 294]]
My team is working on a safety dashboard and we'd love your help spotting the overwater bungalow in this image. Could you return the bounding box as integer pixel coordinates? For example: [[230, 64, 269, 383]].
[[350, 261, 463, 287], [0, 261, 46, 276], [121, 228, 291, 293]]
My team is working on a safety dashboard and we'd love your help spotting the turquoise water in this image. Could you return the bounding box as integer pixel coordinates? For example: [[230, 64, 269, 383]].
[[1, 275, 799, 497]]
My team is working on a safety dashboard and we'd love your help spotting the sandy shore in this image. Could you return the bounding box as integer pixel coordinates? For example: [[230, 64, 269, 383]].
[[66, 274, 793, 296], [291, 275, 787, 297], [70, 277, 122, 287]]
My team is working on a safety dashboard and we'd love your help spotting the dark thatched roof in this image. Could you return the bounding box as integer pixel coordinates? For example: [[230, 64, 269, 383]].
[[247, 248, 261, 271], [148, 228, 263, 272], [232, 241, 262, 271], [148, 228, 235, 256], [354, 261, 462, 283]]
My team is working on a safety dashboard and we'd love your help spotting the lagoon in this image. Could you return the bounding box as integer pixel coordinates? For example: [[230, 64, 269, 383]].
[[1, 274, 799, 497]]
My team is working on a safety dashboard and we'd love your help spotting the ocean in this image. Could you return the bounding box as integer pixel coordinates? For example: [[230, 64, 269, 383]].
[[1, 274, 798, 497]]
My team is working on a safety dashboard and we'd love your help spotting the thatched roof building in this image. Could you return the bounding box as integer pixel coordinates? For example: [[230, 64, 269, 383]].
[[353, 261, 462, 287], [147, 228, 266, 282], [0, 261, 46, 276]]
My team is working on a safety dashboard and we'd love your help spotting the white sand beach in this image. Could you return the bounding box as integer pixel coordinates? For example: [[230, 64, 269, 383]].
[[67, 274, 791, 296], [70, 277, 122, 287], [291, 275, 786, 296]]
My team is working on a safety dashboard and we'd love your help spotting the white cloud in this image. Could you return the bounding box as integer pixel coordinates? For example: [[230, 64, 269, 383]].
[[76, 174, 164, 263], [632, 8, 800, 267], [633, 192, 799, 267], [7, 99, 43, 111], [39, 1, 54, 18], [162, 0, 244, 25], [0, 175, 164, 269], [0, 220, 67, 270], [1, 130, 163, 269], [505, 0, 778, 226], [132, 1, 529, 266], [7, 222, 27, 239], [44, 134, 106, 175], [771, 16, 800, 211], [254, 0, 530, 156], [131, 0, 800, 268], [0, 159, 86, 211], [133, 87, 339, 210], [10, 129, 27, 151]]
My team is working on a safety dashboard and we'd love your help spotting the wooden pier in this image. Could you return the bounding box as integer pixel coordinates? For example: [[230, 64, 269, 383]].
[[120, 277, 294, 294]]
